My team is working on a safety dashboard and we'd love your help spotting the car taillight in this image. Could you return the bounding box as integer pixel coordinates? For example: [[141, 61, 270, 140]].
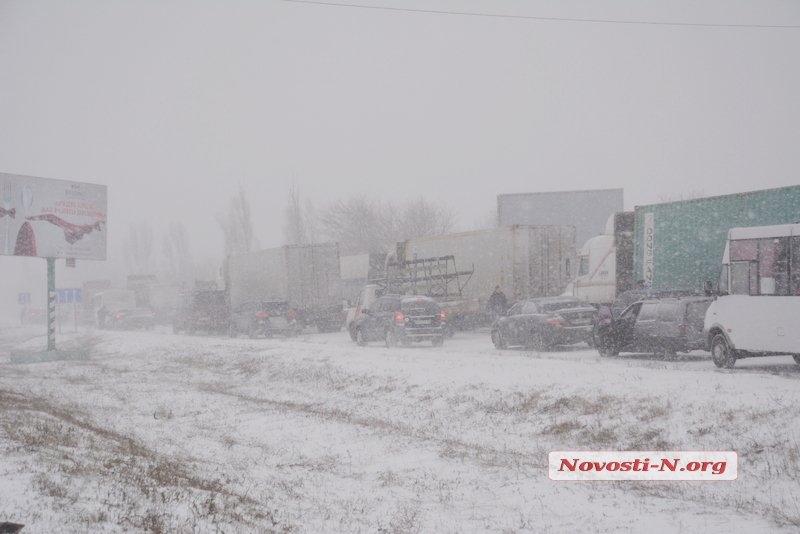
[[115, 313, 122, 320], [287, 310, 297, 319], [546, 316, 566, 326], [394, 311, 405, 324], [255, 311, 269, 319], [678, 324, 686, 336], [440, 311, 447, 322]]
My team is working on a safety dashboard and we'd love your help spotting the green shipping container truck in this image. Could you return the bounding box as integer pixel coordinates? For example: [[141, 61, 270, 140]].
[[633, 185, 800, 292]]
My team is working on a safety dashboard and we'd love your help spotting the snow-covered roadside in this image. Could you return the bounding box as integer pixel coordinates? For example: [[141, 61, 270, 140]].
[[1, 327, 799, 532]]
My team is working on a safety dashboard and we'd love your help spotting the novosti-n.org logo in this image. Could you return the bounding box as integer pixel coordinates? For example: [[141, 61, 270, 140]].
[[549, 451, 737, 481]]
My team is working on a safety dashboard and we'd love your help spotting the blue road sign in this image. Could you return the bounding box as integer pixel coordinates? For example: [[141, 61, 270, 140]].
[[55, 288, 82, 304], [18, 292, 31, 305]]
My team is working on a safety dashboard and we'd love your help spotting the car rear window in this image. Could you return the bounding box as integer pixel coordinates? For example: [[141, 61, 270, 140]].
[[539, 300, 586, 313], [686, 301, 712, 327], [196, 292, 227, 307], [402, 298, 439, 314], [263, 301, 289, 314], [377, 299, 401, 312]]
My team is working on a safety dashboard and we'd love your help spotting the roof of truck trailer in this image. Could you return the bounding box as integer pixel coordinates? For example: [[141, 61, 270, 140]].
[[728, 223, 800, 240]]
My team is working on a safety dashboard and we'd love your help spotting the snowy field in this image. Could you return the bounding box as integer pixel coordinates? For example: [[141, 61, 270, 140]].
[[1, 324, 799, 533]]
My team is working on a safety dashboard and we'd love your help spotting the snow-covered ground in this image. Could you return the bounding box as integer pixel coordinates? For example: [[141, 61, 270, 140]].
[[1, 324, 799, 533]]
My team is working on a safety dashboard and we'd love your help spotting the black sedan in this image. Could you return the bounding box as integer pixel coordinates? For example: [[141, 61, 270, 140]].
[[491, 297, 597, 351]]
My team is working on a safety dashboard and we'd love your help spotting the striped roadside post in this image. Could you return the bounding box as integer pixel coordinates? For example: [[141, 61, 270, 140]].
[[47, 257, 56, 351]]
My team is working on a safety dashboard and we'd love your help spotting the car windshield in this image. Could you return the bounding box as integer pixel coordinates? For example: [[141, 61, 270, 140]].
[[402, 298, 439, 313]]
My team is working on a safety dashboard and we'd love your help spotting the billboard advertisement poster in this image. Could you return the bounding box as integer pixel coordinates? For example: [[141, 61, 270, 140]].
[[0, 173, 107, 260]]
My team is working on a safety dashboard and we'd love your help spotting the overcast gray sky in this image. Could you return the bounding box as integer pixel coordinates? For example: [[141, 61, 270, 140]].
[[1, 0, 799, 316]]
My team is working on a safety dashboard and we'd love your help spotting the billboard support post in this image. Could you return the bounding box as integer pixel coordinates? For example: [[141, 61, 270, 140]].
[[47, 257, 56, 351]]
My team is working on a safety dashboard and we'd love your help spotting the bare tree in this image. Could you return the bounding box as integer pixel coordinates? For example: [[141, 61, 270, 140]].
[[304, 197, 319, 245], [319, 197, 389, 254], [123, 221, 155, 274], [284, 182, 308, 245], [397, 197, 456, 240], [161, 221, 194, 283], [217, 185, 254, 256], [319, 196, 456, 254]]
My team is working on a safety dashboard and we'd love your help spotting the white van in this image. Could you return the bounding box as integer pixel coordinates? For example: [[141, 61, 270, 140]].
[[704, 223, 800, 368]]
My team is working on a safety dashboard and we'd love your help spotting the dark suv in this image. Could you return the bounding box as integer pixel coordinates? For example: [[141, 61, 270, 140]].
[[594, 296, 713, 358], [353, 295, 446, 347], [172, 289, 230, 335], [610, 289, 702, 318], [229, 300, 300, 338]]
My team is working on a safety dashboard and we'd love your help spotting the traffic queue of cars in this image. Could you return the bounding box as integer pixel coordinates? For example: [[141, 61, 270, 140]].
[[161, 286, 775, 370], [172, 289, 302, 338], [486, 292, 720, 364]]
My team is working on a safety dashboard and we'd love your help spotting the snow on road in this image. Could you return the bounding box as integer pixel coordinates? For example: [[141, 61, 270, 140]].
[[1, 325, 799, 533]]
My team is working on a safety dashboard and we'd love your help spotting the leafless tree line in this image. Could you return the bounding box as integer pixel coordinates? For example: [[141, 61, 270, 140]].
[[122, 221, 196, 284], [284, 185, 457, 255], [120, 184, 461, 285]]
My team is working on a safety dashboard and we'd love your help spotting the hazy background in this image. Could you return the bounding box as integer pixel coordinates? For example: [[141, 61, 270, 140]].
[[1, 0, 799, 321]]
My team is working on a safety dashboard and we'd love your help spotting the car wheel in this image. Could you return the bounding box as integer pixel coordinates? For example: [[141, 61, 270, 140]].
[[431, 336, 444, 347], [655, 347, 677, 360], [793, 355, 800, 365], [526, 331, 546, 351], [355, 328, 367, 346], [711, 334, 736, 369], [248, 324, 257, 339], [491, 329, 507, 350], [348, 324, 357, 342], [385, 329, 398, 348]]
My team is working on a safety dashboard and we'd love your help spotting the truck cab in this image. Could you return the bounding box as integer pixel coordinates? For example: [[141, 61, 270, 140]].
[[572, 212, 634, 306]]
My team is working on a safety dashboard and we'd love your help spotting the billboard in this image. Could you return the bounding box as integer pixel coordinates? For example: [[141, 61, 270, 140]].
[[0, 173, 107, 260]]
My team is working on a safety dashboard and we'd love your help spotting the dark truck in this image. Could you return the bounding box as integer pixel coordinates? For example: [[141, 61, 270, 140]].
[[172, 289, 229, 335]]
